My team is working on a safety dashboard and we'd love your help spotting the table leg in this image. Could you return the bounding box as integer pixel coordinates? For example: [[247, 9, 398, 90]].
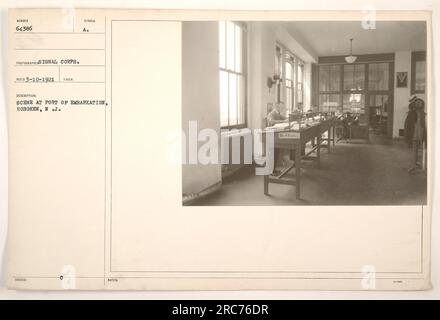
[[327, 128, 331, 153], [295, 147, 301, 199], [264, 174, 269, 195], [316, 135, 321, 168], [332, 125, 336, 146]]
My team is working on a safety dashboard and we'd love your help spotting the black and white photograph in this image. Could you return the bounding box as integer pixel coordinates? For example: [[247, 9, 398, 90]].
[[182, 20, 428, 206]]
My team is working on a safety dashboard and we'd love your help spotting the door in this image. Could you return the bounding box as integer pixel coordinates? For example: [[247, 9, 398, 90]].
[[368, 94, 392, 136], [366, 62, 394, 138]]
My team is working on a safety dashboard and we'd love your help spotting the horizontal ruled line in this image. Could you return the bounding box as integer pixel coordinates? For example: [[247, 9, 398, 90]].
[[15, 81, 105, 84], [14, 48, 105, 51], [14, 65, 105, 67], [14, 32, 104, 34]]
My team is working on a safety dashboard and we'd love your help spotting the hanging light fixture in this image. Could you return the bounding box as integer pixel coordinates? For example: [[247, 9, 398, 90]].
[[345, 38, 357, 64]]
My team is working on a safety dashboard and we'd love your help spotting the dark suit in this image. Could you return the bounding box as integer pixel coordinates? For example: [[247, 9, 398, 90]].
[[404, 109, 417, 147]]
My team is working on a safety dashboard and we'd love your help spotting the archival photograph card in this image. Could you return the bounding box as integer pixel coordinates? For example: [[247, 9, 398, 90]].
[[6, 8, 432, 290]]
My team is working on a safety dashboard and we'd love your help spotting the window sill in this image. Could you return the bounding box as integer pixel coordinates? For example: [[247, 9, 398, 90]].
[[221, 128, 251, 138]]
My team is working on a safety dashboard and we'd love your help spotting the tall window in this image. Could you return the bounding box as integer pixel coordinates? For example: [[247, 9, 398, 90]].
[[411, 51, 426, 94], [368, 63, 391, 118], [284, 54, 294, 111], [414, 61, 426, 91], [343, 64, 365, 114], [277, 44, 304, 113], [219, 21, 246, 129], [297, 61, 304, 111], [343, 64, 365, 90], [318, 65, 341, 113], [368, 63, 389, 91]]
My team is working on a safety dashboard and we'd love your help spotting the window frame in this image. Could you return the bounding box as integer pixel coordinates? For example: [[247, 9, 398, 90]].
[[342, 63, 366, 114], [275, 44, 283, 104], [277, 43, 305, 113], [219, 21, 247, 130], [296, 61, 305, 111], [318, 64, 342, 113], [283, 51, 295, 112]]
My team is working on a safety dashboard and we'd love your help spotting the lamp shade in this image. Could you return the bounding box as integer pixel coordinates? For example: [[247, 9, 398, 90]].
[[345, 55, 357, 63]]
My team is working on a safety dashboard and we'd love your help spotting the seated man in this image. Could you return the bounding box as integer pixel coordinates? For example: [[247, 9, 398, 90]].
[[266, 102, 290, 176], [341, 112, 353, 140], [267, 102, 288, 126]]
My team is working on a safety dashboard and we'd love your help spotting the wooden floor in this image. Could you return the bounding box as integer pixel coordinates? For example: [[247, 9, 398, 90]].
[[190, 134, 427, 206]]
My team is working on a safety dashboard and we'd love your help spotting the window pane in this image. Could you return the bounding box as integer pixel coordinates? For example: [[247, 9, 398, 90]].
[[319, 65, 330, 91], [344, 64, 365, 90], [368, 63, 389, 91], [219, 21, 246, 128], [297, 89, 303, 105], [343, 93, 365, 114], [354, 64, 365, 90], [297, 82, 303, 105], [286, 87, 292, 111], [343, 65, 354, 90], [285, 61, 292, 80], [220, 71, 229, 127], [369, 94, 389, 117], [319, 94, 341, 113], [229, 73, 238, 126], [329, 65, 340, 91], [319, 65, 340, 92], [219, 21, 226, 69], [368, 63, 377, 90], [297, 64, 303, 83], [297, 63, 304, 110], [415, 60, 426, 91], [238, 75, 245, 125], [234, 25, 242, 73], [226, 21, 235, 70]]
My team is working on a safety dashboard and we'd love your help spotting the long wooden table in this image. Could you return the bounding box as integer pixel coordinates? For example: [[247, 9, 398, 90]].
[[262, 118, 336, 199]]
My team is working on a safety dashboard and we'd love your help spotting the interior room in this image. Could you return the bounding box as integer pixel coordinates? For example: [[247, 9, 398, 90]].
[[182, 20, 427, 206]]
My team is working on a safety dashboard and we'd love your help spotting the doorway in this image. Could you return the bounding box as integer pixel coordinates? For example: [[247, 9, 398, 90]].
[[366, 62, 395, 138], [368, 94, 392, 136]]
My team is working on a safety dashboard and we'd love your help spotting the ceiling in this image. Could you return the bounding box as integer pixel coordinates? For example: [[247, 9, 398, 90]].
[[282, 21, 427, 57]]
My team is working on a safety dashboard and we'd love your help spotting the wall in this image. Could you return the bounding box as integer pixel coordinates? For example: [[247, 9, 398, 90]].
[[182, 22, 222, 195], [393, 51, 426, 138]]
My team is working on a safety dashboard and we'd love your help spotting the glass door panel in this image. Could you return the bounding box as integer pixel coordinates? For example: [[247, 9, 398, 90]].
[[369, 94, 390, 135], [343, 93, 365, 114]]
